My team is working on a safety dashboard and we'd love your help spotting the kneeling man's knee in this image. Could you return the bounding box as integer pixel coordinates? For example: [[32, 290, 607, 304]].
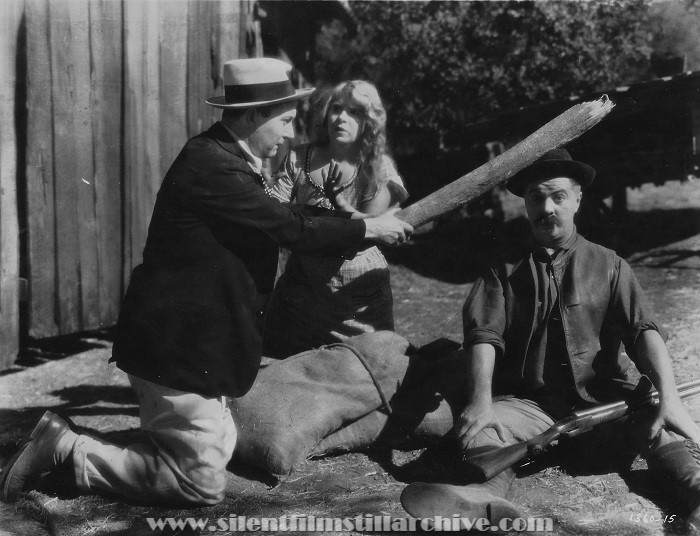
[[179, 464, 228, 505]]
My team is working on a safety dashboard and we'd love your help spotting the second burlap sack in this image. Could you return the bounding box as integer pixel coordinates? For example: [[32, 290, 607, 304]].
[[227, 331, 415, 476]]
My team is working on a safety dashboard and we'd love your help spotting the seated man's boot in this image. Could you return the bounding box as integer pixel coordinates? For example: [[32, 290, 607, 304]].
[[0, 411, 78, 502], [647, 440, 700, 534], [401, 468, 521, 525]]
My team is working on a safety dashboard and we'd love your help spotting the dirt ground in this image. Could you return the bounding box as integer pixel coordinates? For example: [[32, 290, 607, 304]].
[[1, 180, 699, 536]]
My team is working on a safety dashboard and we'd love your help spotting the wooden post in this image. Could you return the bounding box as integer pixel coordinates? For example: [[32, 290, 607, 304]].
[[396, 96, 616, 228]]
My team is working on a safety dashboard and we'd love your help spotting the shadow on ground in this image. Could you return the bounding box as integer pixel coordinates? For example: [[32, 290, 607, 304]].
[[0, 327, 117, 378]]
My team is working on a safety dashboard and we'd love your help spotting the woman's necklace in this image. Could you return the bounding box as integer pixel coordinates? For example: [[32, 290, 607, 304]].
[[305, 144, 361, 195]]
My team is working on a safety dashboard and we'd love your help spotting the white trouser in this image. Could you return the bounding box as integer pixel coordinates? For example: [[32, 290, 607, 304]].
[[72, 375, 236, 505]]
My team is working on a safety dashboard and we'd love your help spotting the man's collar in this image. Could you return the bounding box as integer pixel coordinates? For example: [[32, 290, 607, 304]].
[[557, 228, 578, 252], [221, 123, 263, 175], [531, 228, 578, 263]]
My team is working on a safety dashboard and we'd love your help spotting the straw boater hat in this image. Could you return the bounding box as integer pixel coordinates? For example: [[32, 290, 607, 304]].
[[206, 57, 315, 109], [506, 147, 596, 197]]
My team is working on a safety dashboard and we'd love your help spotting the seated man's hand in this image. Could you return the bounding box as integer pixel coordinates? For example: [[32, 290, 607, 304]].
[[651, 395, 700, 445], [455, 397, 508, 451]]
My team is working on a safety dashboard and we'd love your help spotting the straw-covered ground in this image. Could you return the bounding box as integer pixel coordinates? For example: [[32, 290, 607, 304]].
[[1, 180, 699, 535]]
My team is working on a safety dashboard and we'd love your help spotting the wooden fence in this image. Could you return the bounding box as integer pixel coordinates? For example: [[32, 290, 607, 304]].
[[0, 0, 261, 369]]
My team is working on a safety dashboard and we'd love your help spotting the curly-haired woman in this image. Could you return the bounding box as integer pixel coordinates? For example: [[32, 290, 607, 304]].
[[263, 80, 408, 358]]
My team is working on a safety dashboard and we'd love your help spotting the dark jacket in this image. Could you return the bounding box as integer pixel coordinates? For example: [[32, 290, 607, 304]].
[[112, 122, 366, 398], [463, 234, 665, 404]]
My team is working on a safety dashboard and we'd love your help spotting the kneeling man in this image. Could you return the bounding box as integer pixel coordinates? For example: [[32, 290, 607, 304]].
[[0, 58, 412, 507]]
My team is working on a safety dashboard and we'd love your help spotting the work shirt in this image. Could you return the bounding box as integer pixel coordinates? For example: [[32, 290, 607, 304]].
[[525, 232, 580, 414], [462, 233, 666, 407]]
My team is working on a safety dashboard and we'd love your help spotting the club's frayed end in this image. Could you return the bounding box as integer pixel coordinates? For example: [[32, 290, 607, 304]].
[[563, 94, 615, 127], [593, 93, 615, 113]]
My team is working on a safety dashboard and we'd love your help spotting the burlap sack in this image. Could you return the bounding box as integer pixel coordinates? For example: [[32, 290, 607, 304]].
[[310, 400, 456, 456], [227, 331, 415, 475], [311, 348, 469, 456]]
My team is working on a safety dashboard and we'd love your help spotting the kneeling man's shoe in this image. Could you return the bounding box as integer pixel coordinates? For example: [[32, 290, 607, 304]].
[[0, 411, 78, 503], [401, 481, 521, 529]]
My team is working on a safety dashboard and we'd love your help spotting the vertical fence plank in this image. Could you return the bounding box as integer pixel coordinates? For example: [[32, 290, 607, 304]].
[[123, 0, 161, 278], [121, 0, 136, 285], [187, 0, 220, 137], [0, 0, 22, 367], [122, 0, 141, 284], [142, 2, 161, 242], [244, 0, 263, 58], [160, 0, 188, 177], [186, 0, 205, 136], [215, 0, 245, 131], [206, 1, 221, 129], [25, 0, 57, 338], [240, 0, 254, 57], [48, 0, 98, 333], [74, 0, 99, 330], [89, 0, 122, 326], [219, 0, 242, 65]]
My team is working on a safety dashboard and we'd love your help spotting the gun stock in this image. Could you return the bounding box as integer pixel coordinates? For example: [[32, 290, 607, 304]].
[[463, 378, 700, 481], [462, 442, 529, 483], [463, 417, 578, 483]]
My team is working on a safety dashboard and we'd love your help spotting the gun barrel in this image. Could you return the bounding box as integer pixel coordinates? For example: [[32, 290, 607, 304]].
[[572, 378, 700, 420], [463, 378, 700, 481]]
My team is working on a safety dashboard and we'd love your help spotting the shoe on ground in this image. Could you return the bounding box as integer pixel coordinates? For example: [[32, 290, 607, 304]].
[[401, 481, 522, 528], [0, 411, 77, 503]]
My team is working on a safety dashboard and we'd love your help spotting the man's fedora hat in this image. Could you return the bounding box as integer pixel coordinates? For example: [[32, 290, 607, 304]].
[[506, 147, 596, 197], [206, 57, 315, 109]]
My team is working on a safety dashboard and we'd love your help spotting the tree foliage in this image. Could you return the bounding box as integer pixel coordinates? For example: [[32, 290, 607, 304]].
[[315, 1, 662, 154], [650, 0, 700, 71]]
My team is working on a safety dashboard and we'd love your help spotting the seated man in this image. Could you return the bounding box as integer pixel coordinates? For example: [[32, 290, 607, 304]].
[[401, 148, 700, 531]]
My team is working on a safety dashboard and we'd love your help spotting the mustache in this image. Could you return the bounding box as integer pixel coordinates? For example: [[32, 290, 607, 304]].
[[535, 213, 560, 226]]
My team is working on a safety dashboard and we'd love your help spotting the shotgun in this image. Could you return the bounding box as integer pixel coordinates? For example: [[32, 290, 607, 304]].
[[462, 378, 700, 482]]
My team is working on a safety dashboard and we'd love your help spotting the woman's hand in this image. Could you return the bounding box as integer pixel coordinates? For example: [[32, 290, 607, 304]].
[[322, 160, 356, 212]]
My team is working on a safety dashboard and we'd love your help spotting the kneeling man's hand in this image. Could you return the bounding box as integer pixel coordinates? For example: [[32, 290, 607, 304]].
[[364, 208, 413, 246]]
